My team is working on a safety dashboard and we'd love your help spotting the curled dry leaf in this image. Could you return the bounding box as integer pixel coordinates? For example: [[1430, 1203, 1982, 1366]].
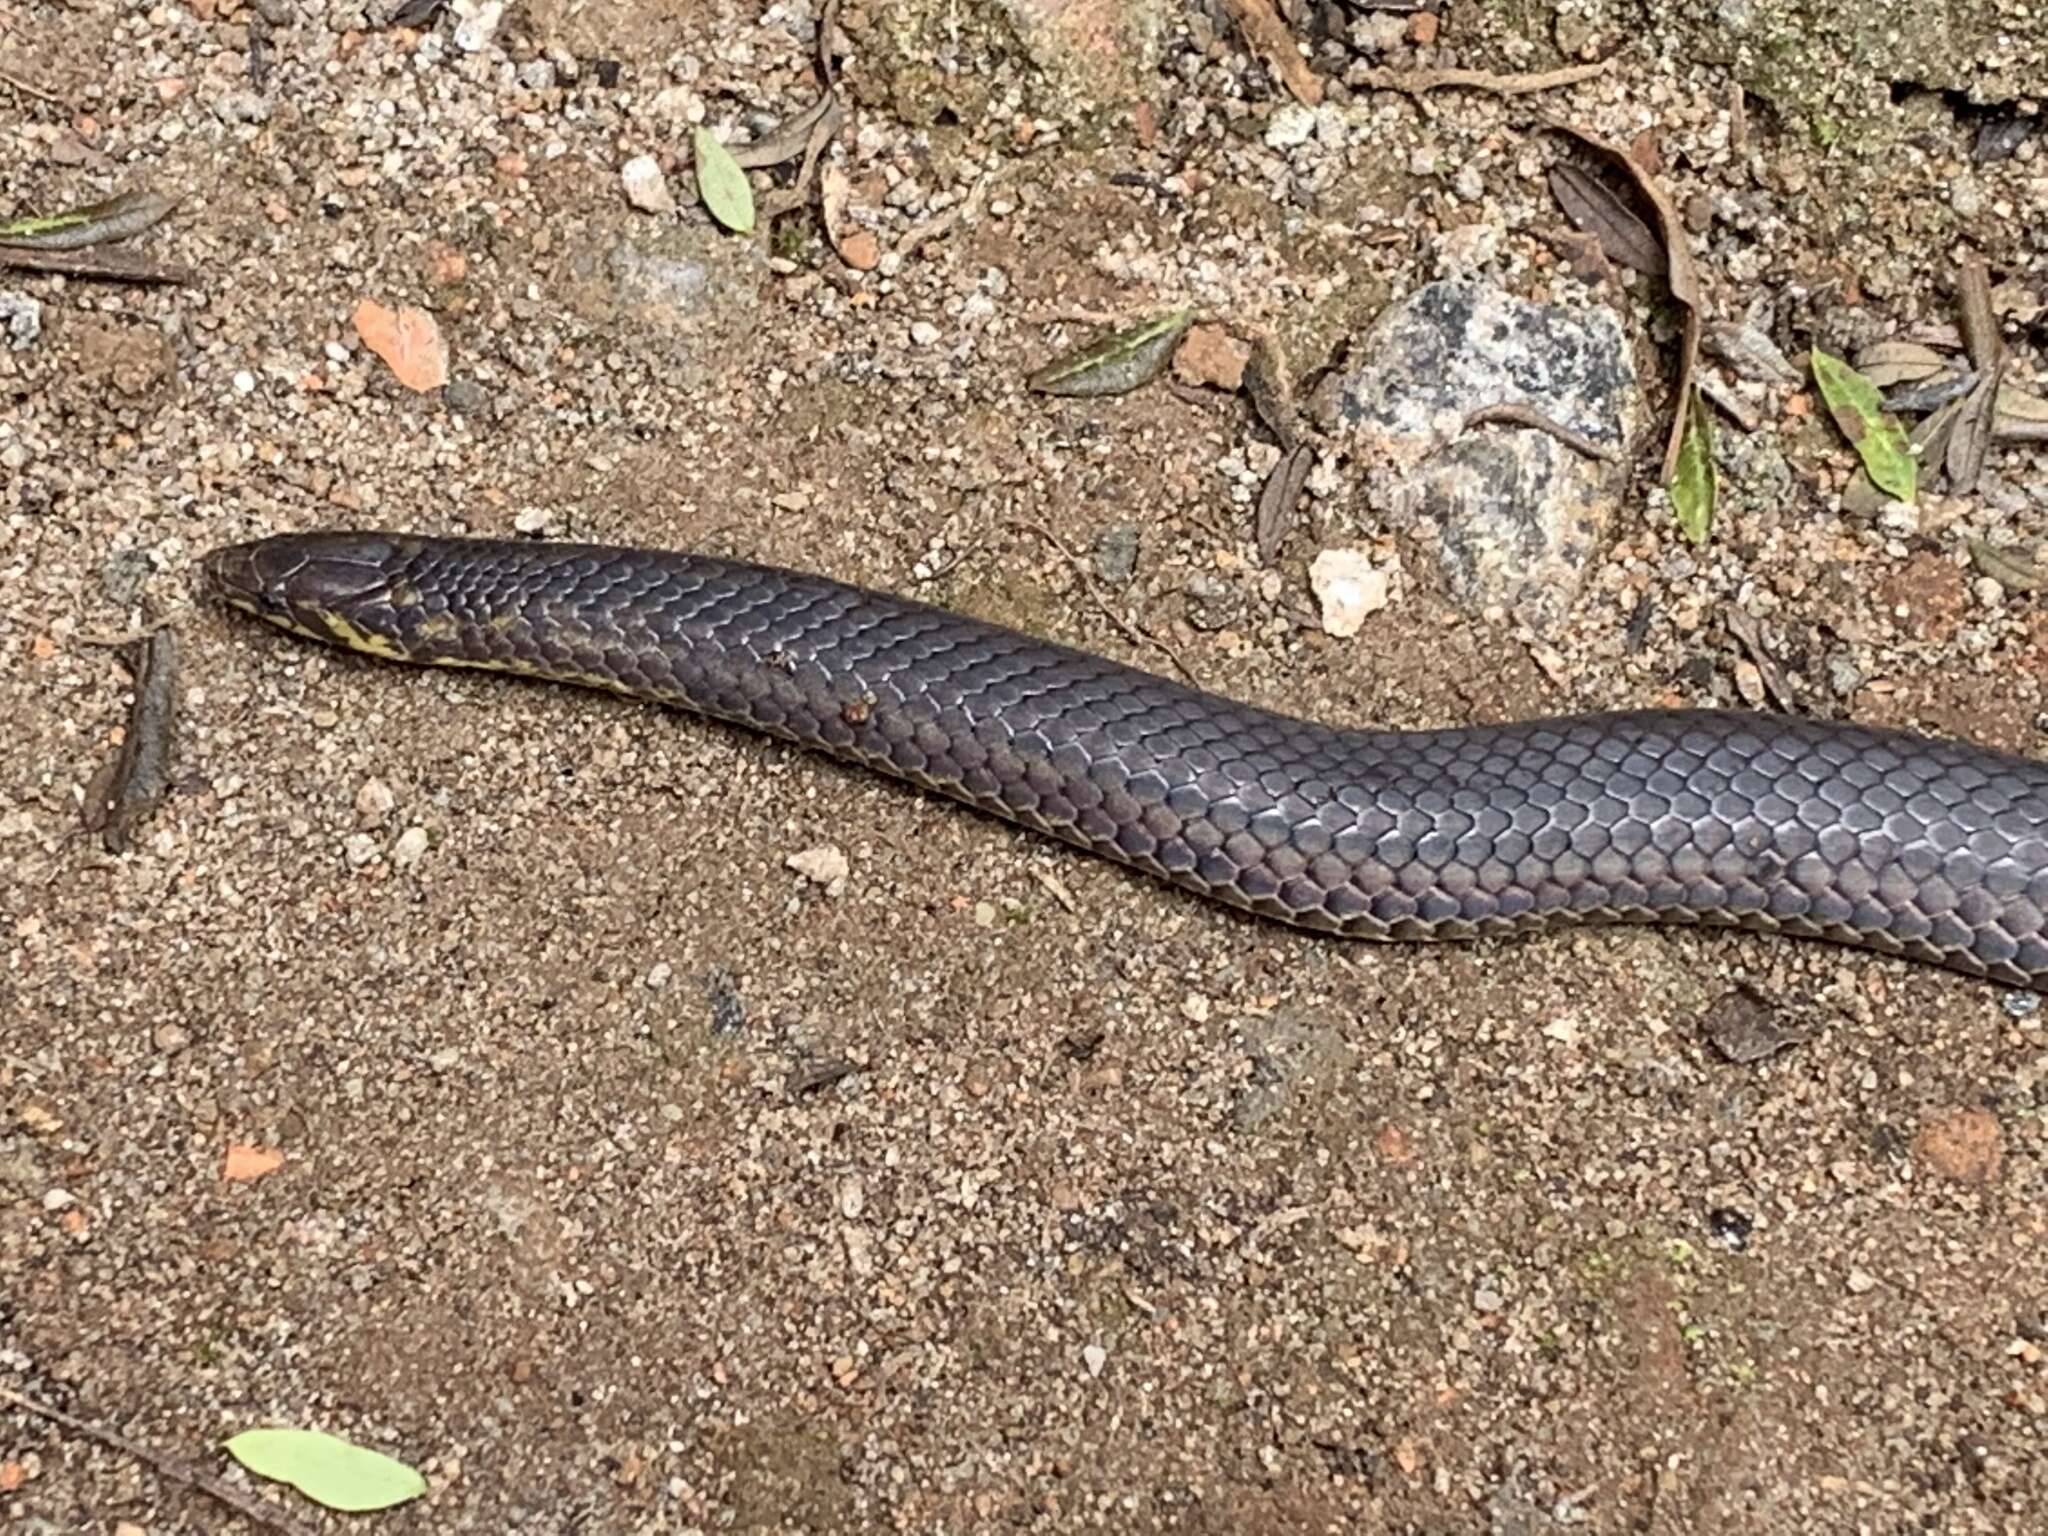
[[1968, 539, 2048, 593], [1027, 309, 1194, 398], [351, 298, 448, 392], [1552, 126, 1701, 489], [1854, 339, 1948, 388], [0, 188, 178, 250]]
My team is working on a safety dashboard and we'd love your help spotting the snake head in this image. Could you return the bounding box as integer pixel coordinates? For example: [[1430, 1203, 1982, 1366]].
[[201, 532, 412, 649]]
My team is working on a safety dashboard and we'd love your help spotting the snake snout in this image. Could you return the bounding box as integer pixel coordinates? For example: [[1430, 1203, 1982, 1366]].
[[202, 532, 404, 628]]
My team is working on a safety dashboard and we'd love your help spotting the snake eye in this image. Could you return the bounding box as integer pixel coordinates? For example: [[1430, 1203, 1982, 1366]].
[[203, 532, 403, 620]]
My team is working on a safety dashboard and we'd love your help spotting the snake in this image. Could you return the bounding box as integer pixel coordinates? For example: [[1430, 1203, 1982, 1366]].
[[201, 530, 2048, 992]]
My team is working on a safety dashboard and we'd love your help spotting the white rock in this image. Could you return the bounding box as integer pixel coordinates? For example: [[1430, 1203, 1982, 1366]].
[[451, 0, 504, 53], [838, 1176, 865, 1220], [1309, 549, 1394, 638], [392, 826, 430, 868], [909, 319, 941, 347], [620, 154, 676, 214], [1264, 103, 1318, 150], [787, 843, 850, 895], [1083, 1343, 1107, 1378], [343, 832, 380, 868]]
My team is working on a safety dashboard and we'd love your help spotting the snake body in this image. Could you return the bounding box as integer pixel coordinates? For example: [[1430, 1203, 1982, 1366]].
[[203, 531, 2048, 991]]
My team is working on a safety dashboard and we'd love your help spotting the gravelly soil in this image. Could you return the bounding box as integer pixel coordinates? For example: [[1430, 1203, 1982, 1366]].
[[3, 2, 2045, 1532]]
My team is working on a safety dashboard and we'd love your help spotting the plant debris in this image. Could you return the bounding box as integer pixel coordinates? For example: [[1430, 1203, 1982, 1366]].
[[1463, 401, 1620, 462], [81, 628, 177, 853], [1548, 164, 1662, 275], [1027, 308, 1193, 398], [222, 1427, 426, 1514], [0, 188, 176, 250], [1811, 348, 1917, 504], [1551, 126, 1707, 528], [1222, 0, 1322, 107], [1255, 444, 1315, 566], [1969, 539, 2048, 593], [692, 127, 756, 234], [1353, 59, 1613, 98], [0, 1387, 315, 1536]]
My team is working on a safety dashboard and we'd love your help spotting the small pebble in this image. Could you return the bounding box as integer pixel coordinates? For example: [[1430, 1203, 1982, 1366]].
[[153, 1023, 191, 1054], [909, 320, 942, 347], [1309, 549, 1394, 638], [355, 778, 396, 825], [1083, 1343, 1107, 1378], [1474, 1286, 1505, 1313], [0, 290, 42, 350], [343, 832, 380, 868], [233, 370, 257, 395], [787, 844, 850, 895], [620, 154, 677, 214], [1847, 1269, 1878, 1295], [392, 826, 430, 867], [1264, 103, 1317, 149], [646, 962, 673, 989]]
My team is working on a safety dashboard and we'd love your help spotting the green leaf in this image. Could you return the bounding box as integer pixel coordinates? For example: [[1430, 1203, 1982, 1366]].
[[1026, 308, 1193, 398], [1668, 386, 1715, 545], [1810, 347, 1916, 503], [223, 1427, 426, 1513], [691, 128, 755, 234]]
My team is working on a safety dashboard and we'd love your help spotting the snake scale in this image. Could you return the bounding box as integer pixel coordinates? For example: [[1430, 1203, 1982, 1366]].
[[203, 531, 2048, 992]]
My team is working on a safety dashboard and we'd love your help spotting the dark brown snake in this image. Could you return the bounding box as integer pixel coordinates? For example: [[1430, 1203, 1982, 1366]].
[[203, 531, 2048, 992]]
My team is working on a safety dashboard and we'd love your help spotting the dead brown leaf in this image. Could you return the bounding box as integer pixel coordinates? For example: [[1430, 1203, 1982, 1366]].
[[1548, 164, 1662, 275], [1553, 125, 1701, 483]]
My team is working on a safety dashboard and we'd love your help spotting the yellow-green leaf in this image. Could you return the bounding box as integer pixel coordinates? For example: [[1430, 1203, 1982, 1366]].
[[691, 128, 755, 234], [1668, 386, 1715, 545], [1027, 308, 1193, 398], [1810, 347, 1916, 503], [223, 1427, 426, 1513]]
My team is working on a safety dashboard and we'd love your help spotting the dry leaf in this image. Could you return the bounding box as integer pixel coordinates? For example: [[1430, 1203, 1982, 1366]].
[[223, 1142, 285, 1181], [1548, 165, 1661, 275], [1223, 0, 1323, 106], [1553, 126, 1700, 485], [351, 298, 448, 392]]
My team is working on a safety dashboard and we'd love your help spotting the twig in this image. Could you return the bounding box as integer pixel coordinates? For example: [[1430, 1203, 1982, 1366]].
[[1010, 519, 1200, 685], [0, 65, 68, 104], [786, 1057, 856, 1096], [1353, 59, 1613, 97], [0, 246, 192, 284], [0, 1386, 317, 1536], [1462, 402, 1620, 461]]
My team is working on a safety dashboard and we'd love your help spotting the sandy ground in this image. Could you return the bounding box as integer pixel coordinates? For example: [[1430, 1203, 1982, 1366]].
[[3, 2, 2046, 1531]]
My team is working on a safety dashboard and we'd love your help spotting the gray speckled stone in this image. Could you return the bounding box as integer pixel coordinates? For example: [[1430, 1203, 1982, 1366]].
[[1315, 279, 1645, 632]]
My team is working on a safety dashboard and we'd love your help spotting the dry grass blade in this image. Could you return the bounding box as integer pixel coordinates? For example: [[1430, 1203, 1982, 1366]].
[[1242, 333, 1298, 451], [730, 94, 840, 170], [1222, 0, 1323, 106], [0, 245, 192, 283]]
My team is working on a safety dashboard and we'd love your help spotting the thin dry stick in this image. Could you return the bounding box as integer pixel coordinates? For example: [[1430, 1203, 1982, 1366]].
[[0, 1386, 317, 1536], [1354, 59, 1613, 96], [1010, 519, 1200, 685], [1462, 402, 1620, 462], [0, 65, 68, 104], [0, 246, 192, 284]]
